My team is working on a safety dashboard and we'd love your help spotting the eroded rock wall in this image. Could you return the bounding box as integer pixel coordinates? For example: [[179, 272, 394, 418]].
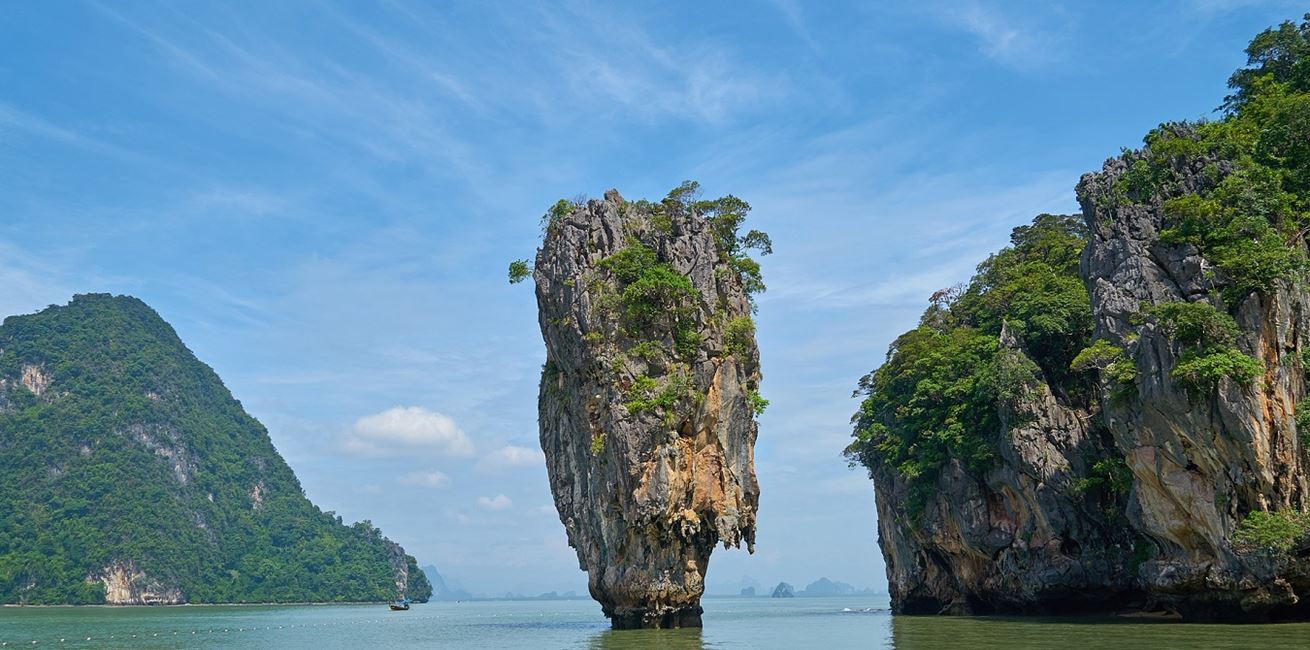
[[874, 329, 1140, 615]]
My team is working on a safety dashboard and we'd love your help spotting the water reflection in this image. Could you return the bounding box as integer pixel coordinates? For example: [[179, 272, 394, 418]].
[[587, 627, 704, 649], [889, 614, 1310, 650]]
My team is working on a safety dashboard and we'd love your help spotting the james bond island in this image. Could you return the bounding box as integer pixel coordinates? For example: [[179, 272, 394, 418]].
[[513, 184, 769, 628], [847, 16, 1310, 622]]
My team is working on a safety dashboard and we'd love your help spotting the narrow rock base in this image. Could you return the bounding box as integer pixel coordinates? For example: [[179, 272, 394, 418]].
[[608, 605, 704, 629]]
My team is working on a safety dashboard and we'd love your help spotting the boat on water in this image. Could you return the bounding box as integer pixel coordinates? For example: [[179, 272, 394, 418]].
[[389, 599, 411, 611]]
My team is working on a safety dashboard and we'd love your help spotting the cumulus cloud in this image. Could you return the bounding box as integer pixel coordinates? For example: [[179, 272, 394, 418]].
[[346, 406, 474, 456], [479, 444, 544, 470], [476, 494, 513, 511], [398, 470, 449, 488]]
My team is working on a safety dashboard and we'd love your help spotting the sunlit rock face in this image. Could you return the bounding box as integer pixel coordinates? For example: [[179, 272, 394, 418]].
[[534, 189, 761, 629], [1075, 146, 1310, 620]]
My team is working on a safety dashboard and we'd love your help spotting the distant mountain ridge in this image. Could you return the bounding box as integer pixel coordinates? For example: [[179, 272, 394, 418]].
[[0, 294, 431, 605]]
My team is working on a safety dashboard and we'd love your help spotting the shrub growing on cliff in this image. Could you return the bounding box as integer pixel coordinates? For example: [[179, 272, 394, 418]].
[[1120, 21, 1310, 305], [1072, 457, 1133, 497], [508, 259, 531, 284], [1141, 301, 1264, 396], [624, 372, 691, 414], [1296, 390, 1310, 448], [953, 214, 1092, 392], [599, 241, 701, 358], [847, 214, 1093, 490], [846, 326, 1008, 481], [1225, 14, 1310, 112], [622, 264, 697, 326], [1144, 301, 1241, 348], [659, 181, 773, 300], [1156, 173, 1304, 303], [1172, 349, 1263, 395], [1232, 510, 1310, 552], [724, 316, 756, 358], [1070, 339, 1125, 373], [542, 198, 575, 232]]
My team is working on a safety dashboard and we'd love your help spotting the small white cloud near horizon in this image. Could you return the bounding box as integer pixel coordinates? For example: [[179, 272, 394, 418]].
[[476, 494, 513, 511], [346, 406, 474, 456], [399, 470, 450, 489], [479, 444, 544, 470]]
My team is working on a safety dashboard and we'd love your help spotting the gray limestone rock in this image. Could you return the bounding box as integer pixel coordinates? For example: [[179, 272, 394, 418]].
[[533, 189, 762, 628]]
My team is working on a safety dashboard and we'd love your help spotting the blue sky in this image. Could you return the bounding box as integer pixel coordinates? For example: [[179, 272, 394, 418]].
[[1, 1, 1302, 596]]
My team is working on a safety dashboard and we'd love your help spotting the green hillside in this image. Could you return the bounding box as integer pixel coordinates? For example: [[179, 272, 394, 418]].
[[0, 294, 432, 605]]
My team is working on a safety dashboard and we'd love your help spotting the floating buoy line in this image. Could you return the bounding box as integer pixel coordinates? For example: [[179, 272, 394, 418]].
[[0, 613, 439, 645]]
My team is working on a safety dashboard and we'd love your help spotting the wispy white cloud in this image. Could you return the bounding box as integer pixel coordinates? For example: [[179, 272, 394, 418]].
[[768, 0, 822, 53], [346, 406, 474, 456], [91, 4, 489, 188], [935, 1, 1069, 71], [90, 1, 223, 79], [479, 445, 544, 470], [0, 242, 80, 319], [181, 187, 296, 222], [1187, 0, 1299, 13], [399, 470, 450, 489], [0, 101, 150, 165], [476, 494, 513, 511], [818, 472, 875, 496], [530, 3, 787, 124]]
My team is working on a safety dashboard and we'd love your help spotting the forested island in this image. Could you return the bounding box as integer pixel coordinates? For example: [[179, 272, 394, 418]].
[[846, 16, 1310, 621], [0, 294, 430, 605]]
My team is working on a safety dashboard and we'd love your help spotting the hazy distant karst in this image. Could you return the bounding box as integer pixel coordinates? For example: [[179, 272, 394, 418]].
[[421, 564, 472, 601], [0, 294, 430, 605], [528, 184, 769, 628], [798, 577, 860, 597], [848, 17, 1310, 621], [770, 582, 794, 599]]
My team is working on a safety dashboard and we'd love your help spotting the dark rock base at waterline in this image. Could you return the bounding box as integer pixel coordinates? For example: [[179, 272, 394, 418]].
[[895, 588, 1150, 618], [608, 605, 704, 629]]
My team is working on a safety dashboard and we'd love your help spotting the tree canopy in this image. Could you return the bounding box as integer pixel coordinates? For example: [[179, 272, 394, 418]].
[[845, 215, 1089, 495], [0, 294, 430, 605]]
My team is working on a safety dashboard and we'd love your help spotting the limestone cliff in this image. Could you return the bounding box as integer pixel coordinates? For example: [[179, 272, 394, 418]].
[[1076, 140, 1310, 618], [852, 17, 1310, 620], [90, 561, 185, 605], [532, 186, 766, 628]]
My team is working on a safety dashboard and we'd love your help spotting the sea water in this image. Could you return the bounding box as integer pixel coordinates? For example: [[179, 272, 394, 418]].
[[3, 596, 1310, 649]]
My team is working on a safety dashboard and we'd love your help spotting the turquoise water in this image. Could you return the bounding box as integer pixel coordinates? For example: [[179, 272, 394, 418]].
[[4, 597, 1310, 648]]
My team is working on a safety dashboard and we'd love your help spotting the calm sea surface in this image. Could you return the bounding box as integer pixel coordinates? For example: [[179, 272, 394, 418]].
[[4, 596, 1310, 649]]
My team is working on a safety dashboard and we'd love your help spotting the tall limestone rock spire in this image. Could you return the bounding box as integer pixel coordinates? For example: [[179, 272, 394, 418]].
[[530, 184, 768, 628]]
